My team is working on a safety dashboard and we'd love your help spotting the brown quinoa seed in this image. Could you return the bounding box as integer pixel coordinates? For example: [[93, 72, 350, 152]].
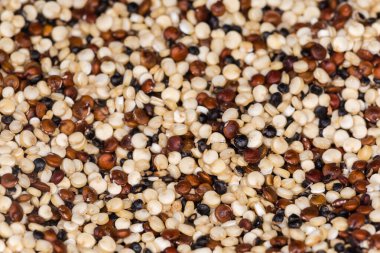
[[170, 43, 188, 62], [215, 204, 233, 223]]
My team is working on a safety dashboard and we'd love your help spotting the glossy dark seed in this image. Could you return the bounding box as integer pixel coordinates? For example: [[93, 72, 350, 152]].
[[33, 230, 44, 239], [288, 214, 302, 228], [130, 242, 142, 253], [263, 125, 277, 138], [277, 83, 289, 93], [269, 92, 282, 107], [131, 199, 144, 211], [196, 203, 210, 215], [111, 72, 123, 86], [233, 135, 248, 149], [213, 180, 227, 194]]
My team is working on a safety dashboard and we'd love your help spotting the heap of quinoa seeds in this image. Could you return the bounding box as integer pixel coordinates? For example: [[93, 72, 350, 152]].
[[2, 0, 380, 252]]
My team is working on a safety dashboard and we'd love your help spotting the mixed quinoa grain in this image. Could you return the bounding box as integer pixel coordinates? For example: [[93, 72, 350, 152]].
[[0, 0, 380, 252]]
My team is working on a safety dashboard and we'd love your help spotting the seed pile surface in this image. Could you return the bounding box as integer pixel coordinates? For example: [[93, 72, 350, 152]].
[[1, 0, 380, 252]]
